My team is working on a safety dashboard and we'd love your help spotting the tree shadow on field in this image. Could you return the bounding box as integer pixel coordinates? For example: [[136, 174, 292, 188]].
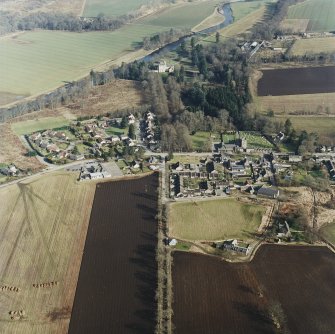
[[136, 203, 157, 220], [233, 301, 274, 334], [127, 242, 157, 334]]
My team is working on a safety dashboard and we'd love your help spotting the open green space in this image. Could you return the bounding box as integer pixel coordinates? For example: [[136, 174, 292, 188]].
[[190, 131, 218, 151], [230, 0, 272, 21], [83, 0, 150, 17], [320, 223, 335, 246], [169, 198, 265, 240], [287, 0, 335, 32], [0, 24, 167, 98], [105, 125, 128, 136], [11, 116, 70, 135], [137, 0, 220, 29], [276, 116, 335, 141]]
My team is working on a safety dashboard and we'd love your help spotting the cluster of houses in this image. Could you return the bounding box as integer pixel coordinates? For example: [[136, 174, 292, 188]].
[[169, 152, 280, 199], [79, 162, 112, 181], [27, 115, 141, 163], [142, 111, 158, 149]]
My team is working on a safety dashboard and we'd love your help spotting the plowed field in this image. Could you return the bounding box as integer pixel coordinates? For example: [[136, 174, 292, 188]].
[[69, 174, 158, 334], [258, 66, 335, 96], [172, 245, 335, 334]]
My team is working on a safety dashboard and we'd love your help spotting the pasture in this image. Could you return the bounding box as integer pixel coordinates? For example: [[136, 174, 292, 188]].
[[290, 37, 335, 55], [11, 116, 70, 135], [69, 174, 158, 333], [168, 198, 265, 241], [172, 245, 335, 334], [0, 172, 96, 333], [230, 0, 272, 21], [0, 25, 166, 100], [137, 0, 221, 30], [287, 0, 335, 32], [83, 0, 150, 17]]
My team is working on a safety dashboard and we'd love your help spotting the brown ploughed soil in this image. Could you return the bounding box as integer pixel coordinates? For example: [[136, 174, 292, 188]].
[[68, 173, 158, 334]]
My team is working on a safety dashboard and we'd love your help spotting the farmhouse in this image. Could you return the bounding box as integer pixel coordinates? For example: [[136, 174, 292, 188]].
[[151, 60, 174, 73], [257, 186, 279, 199], [0, 164, 18, 176]]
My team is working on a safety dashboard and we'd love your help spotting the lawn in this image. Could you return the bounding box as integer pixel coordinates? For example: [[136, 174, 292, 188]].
[[137, 0, 221, 30], [169, 198, 265, 240], [0, 172, 96, 333], [287, 0, 335, 32], [239, 131, 273, 149], [190, 131, 218, 151], [0, 24, 167, 99], [11, 116, 70, 135], [83, 0, 150, 17], [105, 125, 128, 136], [290, 37, 335, 55]]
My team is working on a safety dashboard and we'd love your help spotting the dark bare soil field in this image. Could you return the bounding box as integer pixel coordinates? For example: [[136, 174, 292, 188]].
[[258, 66, 335, 96], [68, 174, 158, 334], [172, 245, 335, 334]]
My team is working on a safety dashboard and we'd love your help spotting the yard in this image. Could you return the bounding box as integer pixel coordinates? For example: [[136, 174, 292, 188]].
[[168, 198, 265, 240], [0, 172, 96, 333]]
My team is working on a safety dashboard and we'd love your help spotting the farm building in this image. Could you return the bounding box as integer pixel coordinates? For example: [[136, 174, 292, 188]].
[[216, 239, 250, 255], [257, 186, 279, 199]]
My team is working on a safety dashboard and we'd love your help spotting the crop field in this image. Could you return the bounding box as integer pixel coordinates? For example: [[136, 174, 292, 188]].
[[137, 0, 221, 30], [83, 0, 150, 17], [258, 66, 335, 96], [172, 245, 335, 334], [169, 198, 265, 241], [11, 116, 70, 135], [290, 37, 335, 55], [0, 172, 96, 333], [281, 18, 310, 32], [0, 25, 167, 100], [69, 174, 158, 333], [287, 0, 335, 32]]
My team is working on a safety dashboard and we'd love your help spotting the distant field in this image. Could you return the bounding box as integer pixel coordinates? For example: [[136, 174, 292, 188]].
[[230, 0, 271, 21], [287, 0, 335, 32], [83, 0, 149, 17], [137, 0, 220, 29], [291, 37, 335, 55], [169, 198, 265, 240], [281, 18, 310, 33], [0, 25, 166, 100], [0, 172, 96, 333], [11, 116, 70, 135]]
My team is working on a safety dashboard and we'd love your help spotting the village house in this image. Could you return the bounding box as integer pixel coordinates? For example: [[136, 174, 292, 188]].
[[0, 164, 18, 176], [257, 186, 279, 199]]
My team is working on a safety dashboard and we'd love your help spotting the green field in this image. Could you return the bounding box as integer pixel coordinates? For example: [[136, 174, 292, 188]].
[[83, 0, 150, 17], [11, 117, 70, 135], [137, 0, 220, 29], [169, 198, 265, 240], [230, 0, 271, 21], [320, 223, 335, 246], [276, 116, 335, 141], [0, 24, 167, 98], [287, 0, 335, 32]]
